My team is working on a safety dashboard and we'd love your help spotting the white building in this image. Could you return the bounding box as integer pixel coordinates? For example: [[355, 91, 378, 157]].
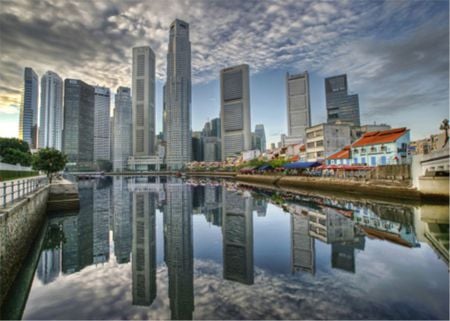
[[165, 19, 192, 169], [38, 71, 63, 150], [132, 46, 156, 158], [113, 87, 132, 171], [306, 123, 351, 162], [286, 71, 311, 143], [94, 86, 111, 161], [221, 64, 251, 160]]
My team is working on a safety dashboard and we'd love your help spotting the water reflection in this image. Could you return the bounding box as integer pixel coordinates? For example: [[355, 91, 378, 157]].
[[12, 176, 449, 320]]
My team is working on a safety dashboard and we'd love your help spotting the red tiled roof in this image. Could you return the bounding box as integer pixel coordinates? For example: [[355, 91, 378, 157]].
[[352, 128, 408, 147], [327, 145, 351, 160]]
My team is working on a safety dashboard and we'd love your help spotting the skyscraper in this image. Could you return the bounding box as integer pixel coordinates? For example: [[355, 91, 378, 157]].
[[325, 74, 360, 126], [210, 117, 221, 138], [113, 87, 132, 172], [220, 64, 251, 160], [254, 124, 266, 152], [62, 79, 95, 169], [286, 71, 311, 141], [94, 86, 111, 161], [19, 67, 38, 149], [165, 19, 192, 169], [132, 46, 156, 157], [38, 71, 63, 150]]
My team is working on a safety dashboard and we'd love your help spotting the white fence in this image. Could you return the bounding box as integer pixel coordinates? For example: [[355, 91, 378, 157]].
[[0, 176, 48, 208], [0, 162, 33, 172]]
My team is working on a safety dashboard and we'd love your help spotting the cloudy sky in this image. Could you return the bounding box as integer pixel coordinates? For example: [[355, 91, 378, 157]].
[[0, 0, 448, 143]]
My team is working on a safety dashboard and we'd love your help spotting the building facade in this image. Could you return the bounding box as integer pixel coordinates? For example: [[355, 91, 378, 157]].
[[165, 19, 192, 169], [220, 64, 251, 160], [19, 67, 39, 149], [62, 79, 95, 169], [286, 71, 311, 142], [132, 46, 156, 157], [254, 124, 266, 152], [94, 86, 111, 161], [325, 74, 360, 126], [305, 123, 351, 162], [38, 71, 63, 150], [113, 87, 132, 171]]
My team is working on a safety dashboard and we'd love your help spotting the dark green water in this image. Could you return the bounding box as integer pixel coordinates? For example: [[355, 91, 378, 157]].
[[4, 176, 449, 320]]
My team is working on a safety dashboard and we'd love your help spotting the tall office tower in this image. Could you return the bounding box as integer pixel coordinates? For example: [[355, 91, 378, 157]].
[[254, 124, 266, 152], [19, 67, 39, 149], [38, 71, 63, 150], [132, 46, 156, 156], [94, 86, 111, 161], [325, 74, 360, 126], [62, 79, 95, 168], [286, 71, 311, 141], [222, 189, 254, 285], [113, 87, 132, 171], [132, 185, 157, 306], [211, 117, 221, 138], [220, 64, 251, 160], [165, 19, 192, 169], [164, 178, 194, 320]]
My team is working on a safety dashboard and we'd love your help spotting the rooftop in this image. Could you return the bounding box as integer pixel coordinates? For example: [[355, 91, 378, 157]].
[[352, 128, 408, 147]]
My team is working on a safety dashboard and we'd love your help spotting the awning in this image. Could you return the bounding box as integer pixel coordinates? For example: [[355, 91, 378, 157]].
[[282, 161, 321, 169]]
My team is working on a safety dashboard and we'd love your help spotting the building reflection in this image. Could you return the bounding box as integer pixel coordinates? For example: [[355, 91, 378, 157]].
[[163, 177, 194, 320], [130, 177, 157, 307], [93, 178, 111, 264], [290, 210, 315, 274], [222, 189, 254, 285], [113, 176, 132, 264]]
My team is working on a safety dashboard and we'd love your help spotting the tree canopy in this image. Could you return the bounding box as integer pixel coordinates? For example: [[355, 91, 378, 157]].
[[0, 137, 32, 166], [32, 148, 68, 182]]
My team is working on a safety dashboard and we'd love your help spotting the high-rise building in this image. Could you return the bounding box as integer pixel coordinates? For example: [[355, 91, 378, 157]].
[[211, 117, 221, 138], [113, 87, 132, 171], [203, 136, 220, 161], [19, 67, 39, 149], [192, 131, 203, 162], [62, 79, 95, 169], [94, 86, 111, 161], [38, 71, 63, 150], [254, 124, 266, 152], [220, 64, 251, 160], [132, 46, 156, 157], [165, 19, 192, 169], [286, 71, 311, 141], [325, 74, 360, 126]]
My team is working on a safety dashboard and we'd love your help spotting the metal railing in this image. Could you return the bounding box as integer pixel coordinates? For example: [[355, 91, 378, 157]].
[[0, 176, 48, 208]]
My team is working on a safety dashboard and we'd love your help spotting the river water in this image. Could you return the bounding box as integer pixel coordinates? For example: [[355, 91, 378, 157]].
[[3, 176, 449, 320]]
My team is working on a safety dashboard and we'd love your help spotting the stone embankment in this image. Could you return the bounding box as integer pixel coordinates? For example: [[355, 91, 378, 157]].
[[47, 178, 80, 211], [236, 174, 448, 203]]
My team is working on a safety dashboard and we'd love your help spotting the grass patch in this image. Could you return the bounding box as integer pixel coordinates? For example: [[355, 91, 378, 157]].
[[0, 170, 40, 181]]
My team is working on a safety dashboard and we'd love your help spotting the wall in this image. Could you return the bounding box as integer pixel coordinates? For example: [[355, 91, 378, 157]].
[[368, 164, 411, 180], [0, 186, 49, 305]]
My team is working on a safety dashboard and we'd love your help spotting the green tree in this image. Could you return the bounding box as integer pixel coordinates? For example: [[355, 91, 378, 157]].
[[0, 137, 32, 166], [32, 148, 68, 183]]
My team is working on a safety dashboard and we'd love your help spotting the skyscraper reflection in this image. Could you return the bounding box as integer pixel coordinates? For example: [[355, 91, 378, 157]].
[[113, 177, 132, 264], [163, 178, 194, 320], [93, 178, 111, 264], [222, 189, 254, 285], [131, 178, 157, 306]]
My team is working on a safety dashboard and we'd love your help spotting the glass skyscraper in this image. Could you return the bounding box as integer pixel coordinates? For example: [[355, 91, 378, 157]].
[[113, 87, 132, 171], [94, 86, 111, 161], [165, 19, 192, 169], [19, 67, 38, 149], [62, 79, 95, 169], [325, 74, 360, 126], [39, 71, 63, 150]]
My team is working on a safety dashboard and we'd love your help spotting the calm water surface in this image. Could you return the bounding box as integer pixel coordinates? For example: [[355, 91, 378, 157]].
[[5, 176, 449, 320]]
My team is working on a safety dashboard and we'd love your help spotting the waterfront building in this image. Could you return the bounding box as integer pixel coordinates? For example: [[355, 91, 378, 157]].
[[62, 79, 95, 169], [254, 124, 266, 152], [305, 123, 351, 162], [286, 71, 311, 142], [132, 46, 156, 158], [113, 87, 132, 171], [326, 145, 352, 165], [165, 19, 192, 169], [19, 67, 39, 149], [222, 189, 254, 285], [351, 127, 411, 166], [220, 64, 251, 160], [38, 71, 63, 150], [351, 123, 391, 142], [203, 136, 220, 162], [192, 131, 203, 161], [94, 86, 111, 162], [325, 74, 360, 126]]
